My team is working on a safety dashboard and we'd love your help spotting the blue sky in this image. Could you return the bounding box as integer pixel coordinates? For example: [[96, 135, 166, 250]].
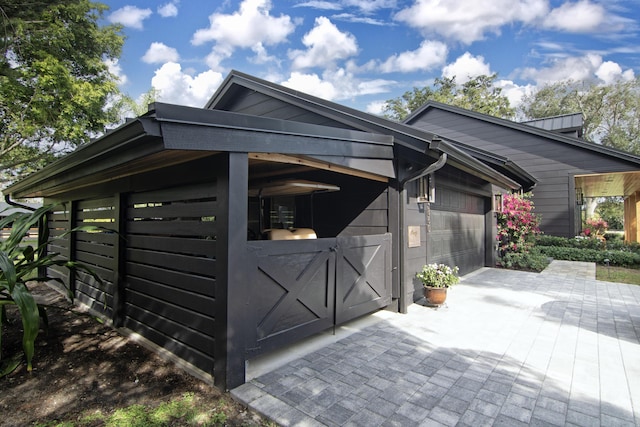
[[101, 0, 640, 115]]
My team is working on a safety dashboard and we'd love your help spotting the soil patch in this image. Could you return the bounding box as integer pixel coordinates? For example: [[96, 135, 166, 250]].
[[0, 282, 267, 426]]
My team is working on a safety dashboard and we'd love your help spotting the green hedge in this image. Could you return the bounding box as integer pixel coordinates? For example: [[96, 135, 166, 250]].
[[535, 245, 640, 267], [497, 249, 550, 272]]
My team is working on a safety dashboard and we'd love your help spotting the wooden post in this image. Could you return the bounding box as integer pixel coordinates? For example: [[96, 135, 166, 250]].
[[111, 193, 127, 327], [214, 152, 249, 390]]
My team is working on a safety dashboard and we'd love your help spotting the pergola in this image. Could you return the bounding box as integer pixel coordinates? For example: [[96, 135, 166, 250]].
[[574, 171, 640, 241]]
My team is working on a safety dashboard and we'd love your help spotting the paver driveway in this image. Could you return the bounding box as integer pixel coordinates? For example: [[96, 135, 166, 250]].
[[232, 261, 640, 426]]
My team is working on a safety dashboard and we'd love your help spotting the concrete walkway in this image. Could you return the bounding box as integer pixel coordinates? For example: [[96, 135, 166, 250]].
[[232, 261, 640, 426]]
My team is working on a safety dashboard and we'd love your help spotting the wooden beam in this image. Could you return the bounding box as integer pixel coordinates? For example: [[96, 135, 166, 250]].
[[248, 153, 389, 183]]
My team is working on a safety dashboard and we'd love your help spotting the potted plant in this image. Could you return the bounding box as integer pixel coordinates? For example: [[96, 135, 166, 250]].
[[416, 263, 460, 305]]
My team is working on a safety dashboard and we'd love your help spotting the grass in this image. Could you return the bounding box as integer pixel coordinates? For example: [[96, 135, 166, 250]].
[[596, 264, 640, 285], [34, 393, 234, 427]]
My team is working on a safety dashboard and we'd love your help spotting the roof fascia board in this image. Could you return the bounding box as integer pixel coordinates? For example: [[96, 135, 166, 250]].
[[4, 119, 161, 197], [151, 102, 394, 147], [409, 101, 640, 165], [206, 71, 523, 189], [206, 71, 435, 153], [160, 121, 394, 160], [428, 138, 522, 190]]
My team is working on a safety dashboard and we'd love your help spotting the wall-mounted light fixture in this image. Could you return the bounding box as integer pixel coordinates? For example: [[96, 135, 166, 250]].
[[575, 187, 584, 205], [417, 174, 435, 204], [494, 194, 503, 212]]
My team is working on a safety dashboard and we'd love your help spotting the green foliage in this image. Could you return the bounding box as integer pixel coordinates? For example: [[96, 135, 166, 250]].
[[536, 245, 640, 267], [61, 393, 229, 427], [0, 206, 102, 374], [0, 0, 125, 184], [497, 249, 550, 272], [383, 74, 514, 121], [536, 235, 605, 250], [416, 263, 459, 288], [519, 77, 640, 154], [497, 193, 541, 255], [596, 197, 624, 230]]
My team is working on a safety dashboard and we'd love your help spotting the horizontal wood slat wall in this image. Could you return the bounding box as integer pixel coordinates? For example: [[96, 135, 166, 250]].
[[74, 197, 117, 317], [46, 205, 72, 289], [124, 181, 217, 373]]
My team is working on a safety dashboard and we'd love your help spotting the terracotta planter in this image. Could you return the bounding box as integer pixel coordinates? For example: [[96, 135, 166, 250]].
[[423, 286, 448, 305]]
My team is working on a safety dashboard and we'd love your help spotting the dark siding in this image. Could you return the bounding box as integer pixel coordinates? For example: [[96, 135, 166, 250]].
[[218, 90, 351, 129], [45, 204, 72, 288], [124, 181, 217, 373], [73, 197, 118, 317], [411, 109, 638, 237]]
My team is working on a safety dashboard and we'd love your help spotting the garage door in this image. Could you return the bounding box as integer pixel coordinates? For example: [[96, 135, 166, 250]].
[[427, 188, 487, 275]]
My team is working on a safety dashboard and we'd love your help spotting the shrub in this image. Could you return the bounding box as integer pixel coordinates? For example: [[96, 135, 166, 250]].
[[535, 245, 640, 267], [496, 193, 541, 256], [0, 206, 102, 375], [497, 248, 550, 272]]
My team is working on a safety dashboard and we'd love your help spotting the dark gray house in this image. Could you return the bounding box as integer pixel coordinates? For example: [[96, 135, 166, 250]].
[[404, 101, 640, 239], [3, 71, 533, 390]]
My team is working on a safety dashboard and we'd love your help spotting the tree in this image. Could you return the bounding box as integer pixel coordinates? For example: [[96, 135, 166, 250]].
[[519, 78, 640, 154], [595, 197, 624, 230], [0, 0, 125, 184], [384, 74, 515, 122]]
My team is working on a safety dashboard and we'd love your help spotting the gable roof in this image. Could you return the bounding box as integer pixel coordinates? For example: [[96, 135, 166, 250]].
[[206, 70, 529, 191], [405, 101, 640, 166], [4, 103, 396, 198]]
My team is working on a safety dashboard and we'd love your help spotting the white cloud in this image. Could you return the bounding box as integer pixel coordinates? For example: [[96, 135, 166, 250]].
[[366, 100, 387, 115], [394, 0, 547, 44], [442, 52, 491, 83], [282, 72, 338, 100], [343, 0, 397, 14], [495, 79, 535, 109], [105, 58, 127, 85], [595, 61, 635, 84], [331, 13, 387, 25], [151, 62, 224, 107], [543, 1, 607, 33], [519, 53, 604, 85], [380, 40, 448, 73], [294, 1, 343, 10], [192, 0, 295, 68], [281, 69, 394, 101], [108, 6, 153, 30], [289, 16, 358, 70], [142, 42, 179, 64], [158, 2, 179, 18], [192, 0, 291, 46]]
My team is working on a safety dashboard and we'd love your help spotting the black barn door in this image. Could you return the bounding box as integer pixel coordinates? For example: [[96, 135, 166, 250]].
[[335, 234, 392, 325], [246, 233, 391, 357]]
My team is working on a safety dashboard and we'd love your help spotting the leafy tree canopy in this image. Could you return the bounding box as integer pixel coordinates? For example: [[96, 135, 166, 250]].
[[0, 0, 125, 184], [383, 74, 515, 122], [519, 78, 640, 154]]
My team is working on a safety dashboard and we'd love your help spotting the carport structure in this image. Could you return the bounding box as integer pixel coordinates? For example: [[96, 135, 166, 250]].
[[4, 74, 531, 390]]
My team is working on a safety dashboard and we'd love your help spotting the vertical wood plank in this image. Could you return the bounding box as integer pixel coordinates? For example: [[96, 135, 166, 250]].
[[214, 152, 249, 390], [112, 193, 126, 326]]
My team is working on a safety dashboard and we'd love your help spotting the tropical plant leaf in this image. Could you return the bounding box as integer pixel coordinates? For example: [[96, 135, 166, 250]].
[[10, 283, 40, 371], [0, 251, 17, 293], [0, 354, 22, 378]]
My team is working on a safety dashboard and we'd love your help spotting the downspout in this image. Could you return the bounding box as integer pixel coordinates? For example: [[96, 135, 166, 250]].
[[4, 194, 37, 211], [397, 141, 448, 312], [402, 152, 447, 185]]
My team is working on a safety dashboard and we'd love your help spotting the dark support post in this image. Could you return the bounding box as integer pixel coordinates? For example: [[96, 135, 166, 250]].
[[68, 200, 77, 295], [485, 190, 496, 268], [112, 193, 127, 327], [388, 183, 404, 313], [214, 152, 249, 391]]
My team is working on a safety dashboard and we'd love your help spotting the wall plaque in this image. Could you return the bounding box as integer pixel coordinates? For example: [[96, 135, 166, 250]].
[[408, 225, 421, 248]]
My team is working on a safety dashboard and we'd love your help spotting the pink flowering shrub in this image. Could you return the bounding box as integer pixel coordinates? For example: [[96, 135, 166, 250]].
[[584, 217, 608, 236], [496, 193, 541, 255]]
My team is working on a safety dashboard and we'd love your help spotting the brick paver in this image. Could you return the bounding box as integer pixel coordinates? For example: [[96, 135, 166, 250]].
[[232, 261, 640, 426]]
